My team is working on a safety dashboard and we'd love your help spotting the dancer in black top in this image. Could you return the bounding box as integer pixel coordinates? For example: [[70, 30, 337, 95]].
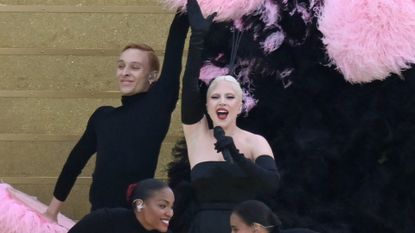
[[177, 0, 280, 232], [68, 179, 174, 233], [45, 13, 189, 221]]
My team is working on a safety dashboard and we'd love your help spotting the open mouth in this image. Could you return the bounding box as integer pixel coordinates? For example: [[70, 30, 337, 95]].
[[120, 79, 134, 85], [161, 219, 170, 225], [216, 108, 229, 120]]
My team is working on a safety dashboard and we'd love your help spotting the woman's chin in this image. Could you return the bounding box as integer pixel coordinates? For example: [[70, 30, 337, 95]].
[[155, 226, 168, 232], [213, 121, 228, 128]]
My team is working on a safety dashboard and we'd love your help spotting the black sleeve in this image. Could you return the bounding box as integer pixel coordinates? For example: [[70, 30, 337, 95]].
[[155, 13, 189, 111], [53, 108, 102, 201], [181, 29, 206, 124], [233, 154, 280, 192], [181, 0, 216, 124], [214, 131, 280, 191], [68, 209, 111, 233]]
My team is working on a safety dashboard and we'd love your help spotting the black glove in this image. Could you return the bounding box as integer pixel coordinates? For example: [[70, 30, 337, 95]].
[[181, 0, 216, 125], [213, 126, 239, 163], [213, 127, 279, 191], [187, 0, 216, 37], [215, 137, 279, 191], [214, 135, 239, 155], [187, 0, 216, 49]]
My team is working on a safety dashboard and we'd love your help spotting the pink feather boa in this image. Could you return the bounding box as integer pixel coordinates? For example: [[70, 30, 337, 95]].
[[319, 0, 415, 83], [0, 183, 75, 233], [161, 0, 265, 21]]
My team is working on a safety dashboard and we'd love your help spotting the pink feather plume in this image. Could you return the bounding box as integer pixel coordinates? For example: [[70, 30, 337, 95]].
[[261, 31, 285, 54], [242, 92, 258, 113], [260, 0, 280, 27], [199, 63, 230, 85], [0, 183, 75, 233], [319, 0, 415, 83]]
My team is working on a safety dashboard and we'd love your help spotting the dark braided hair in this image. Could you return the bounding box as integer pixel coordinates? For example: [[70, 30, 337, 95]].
[[232, 200, 281, 233], [126, 178, 169, 209]]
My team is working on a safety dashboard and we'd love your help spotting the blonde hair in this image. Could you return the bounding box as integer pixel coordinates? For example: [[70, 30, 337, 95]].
[[122, 43, 160, 73], [206, 75, 243, 100]]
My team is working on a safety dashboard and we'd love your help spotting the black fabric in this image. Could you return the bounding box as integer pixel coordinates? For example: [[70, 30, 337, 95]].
[[245, 155, 280, 191], [186, 0, 216, 37], [68, 208, 168, 233], [180, 32, 205, 124], [188, 160, 276, 233], [53, 13, 189, 210], [214, 132, 279, 190], [180, 0, 215, 125]]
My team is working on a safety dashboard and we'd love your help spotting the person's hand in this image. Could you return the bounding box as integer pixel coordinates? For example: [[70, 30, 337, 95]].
[[187, 0, 216, 36], [214, 135, 235, 153]]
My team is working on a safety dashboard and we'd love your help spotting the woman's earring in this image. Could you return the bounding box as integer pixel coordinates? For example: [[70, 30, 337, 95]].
[[252, 223, 260, 232], [134, 199, 144, 212]]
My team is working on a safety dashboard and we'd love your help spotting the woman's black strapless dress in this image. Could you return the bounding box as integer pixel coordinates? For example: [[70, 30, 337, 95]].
[[189, 161, 267, 233]]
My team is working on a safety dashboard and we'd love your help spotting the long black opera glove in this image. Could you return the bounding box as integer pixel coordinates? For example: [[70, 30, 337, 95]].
[[215, 135, 280, 191], [181, 0, 217, 124]]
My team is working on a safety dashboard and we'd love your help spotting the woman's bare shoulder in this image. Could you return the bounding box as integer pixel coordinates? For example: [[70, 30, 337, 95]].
[[240, 129, 266, 142], [240, 130, 274, 158]]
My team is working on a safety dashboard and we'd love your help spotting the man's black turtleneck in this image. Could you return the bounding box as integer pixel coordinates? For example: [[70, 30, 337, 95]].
[[53, 14, 189, 210]]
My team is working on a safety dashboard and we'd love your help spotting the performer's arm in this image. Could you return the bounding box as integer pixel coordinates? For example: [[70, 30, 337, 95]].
[[45, 108, 100, 221], [235, 154, 280, 191], [181, 0, 216, 125], [215, 135, 280, 191], [44, 197, 63, 222], [156, 12, 189, 104]]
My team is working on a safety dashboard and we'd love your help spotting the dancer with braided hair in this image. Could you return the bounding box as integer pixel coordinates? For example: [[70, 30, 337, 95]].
[[68, 179, 174, 233]]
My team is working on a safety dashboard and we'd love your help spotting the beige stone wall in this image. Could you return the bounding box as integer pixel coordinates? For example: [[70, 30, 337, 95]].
[[0, 0, 183, 220]]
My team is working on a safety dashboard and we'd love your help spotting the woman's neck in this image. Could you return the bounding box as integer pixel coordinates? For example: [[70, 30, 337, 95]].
[[135, 212, 152, 231]]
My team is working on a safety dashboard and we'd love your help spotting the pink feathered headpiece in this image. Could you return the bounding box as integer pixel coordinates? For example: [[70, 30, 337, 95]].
[[161, 0, 265, 21], [319, 0, 415, 83]]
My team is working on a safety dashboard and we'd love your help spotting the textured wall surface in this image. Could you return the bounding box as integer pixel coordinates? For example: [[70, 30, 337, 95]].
[[0, 0, 183, 220]]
